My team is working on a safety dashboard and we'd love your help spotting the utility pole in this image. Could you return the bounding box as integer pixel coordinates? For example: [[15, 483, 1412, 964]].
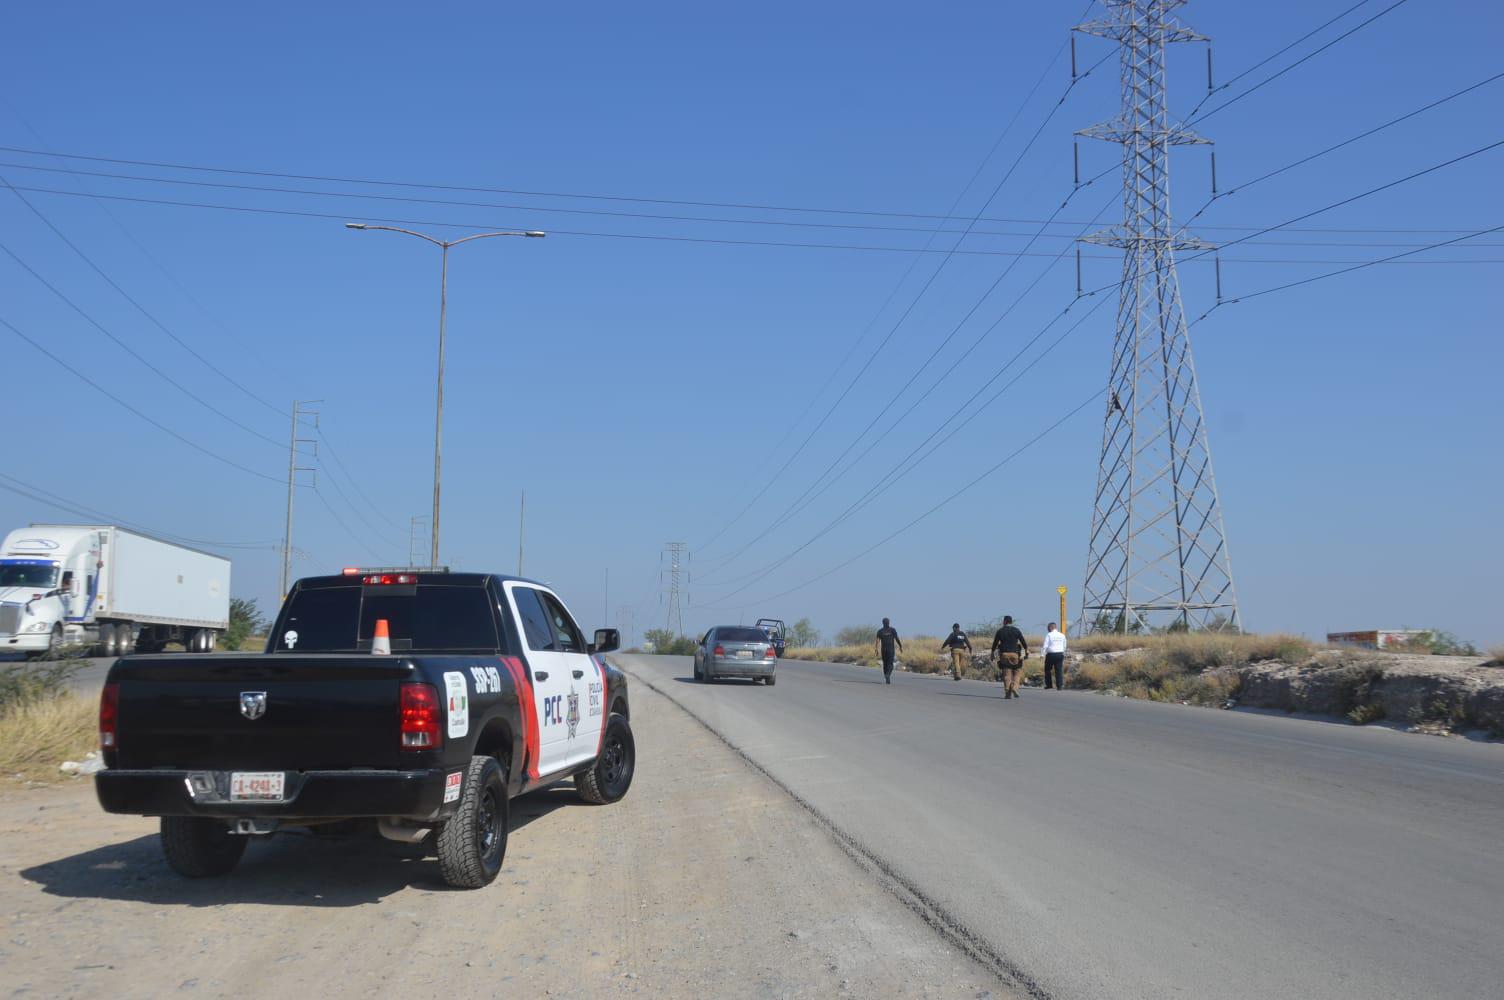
[[408, 515, 429, 568], [662, 542, 688, 637], [517, 490, 525, 576], [1075, 0, 1240, 635], [279, 400, 320, 597]]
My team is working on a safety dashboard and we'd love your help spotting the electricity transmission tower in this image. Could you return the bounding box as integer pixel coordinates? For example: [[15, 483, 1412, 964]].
[[1076, 0, 1240, 634], [280, 400, 320, 598], [661, 542, 688, 636]]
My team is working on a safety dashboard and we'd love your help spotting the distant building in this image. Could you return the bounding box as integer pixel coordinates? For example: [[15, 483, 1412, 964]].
[[1326, 629, 1429, 650]]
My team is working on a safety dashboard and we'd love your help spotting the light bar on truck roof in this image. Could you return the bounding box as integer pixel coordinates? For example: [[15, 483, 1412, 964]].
[[342, 566, 450, 577]]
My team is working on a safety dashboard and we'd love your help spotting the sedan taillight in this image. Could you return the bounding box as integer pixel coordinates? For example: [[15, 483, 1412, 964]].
[[713, 645, 725, 657]]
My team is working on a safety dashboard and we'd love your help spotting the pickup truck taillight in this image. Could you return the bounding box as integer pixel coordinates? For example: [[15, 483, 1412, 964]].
[[99, 682, 119, 749], [399, 683, 440, 749]]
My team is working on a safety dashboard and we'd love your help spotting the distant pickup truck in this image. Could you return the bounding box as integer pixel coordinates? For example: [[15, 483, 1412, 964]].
[[95, 569, 634, 889], [756, 618, 787, 657]]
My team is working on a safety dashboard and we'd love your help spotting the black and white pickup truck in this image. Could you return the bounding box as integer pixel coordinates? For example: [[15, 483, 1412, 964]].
[[94, 569, 634, 889]]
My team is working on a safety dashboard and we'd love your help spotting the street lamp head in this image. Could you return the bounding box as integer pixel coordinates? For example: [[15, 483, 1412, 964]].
[[345, 223, 368, 230], [524, 231, 546, 238]]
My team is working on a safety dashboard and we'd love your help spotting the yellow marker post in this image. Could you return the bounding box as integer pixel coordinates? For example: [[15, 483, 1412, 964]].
[[1057, 585, 1068, 633]]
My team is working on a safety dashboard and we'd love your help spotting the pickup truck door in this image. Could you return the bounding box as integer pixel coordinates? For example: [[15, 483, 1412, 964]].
[[505, 583, 579, 778], [531, 589, 608, 766]]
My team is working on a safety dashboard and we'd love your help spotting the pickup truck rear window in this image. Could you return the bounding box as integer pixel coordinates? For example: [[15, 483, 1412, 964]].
[[274, 584, 500, 653]]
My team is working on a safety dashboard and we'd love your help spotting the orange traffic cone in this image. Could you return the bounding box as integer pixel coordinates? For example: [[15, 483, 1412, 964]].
[[372, 618, 391, 655]]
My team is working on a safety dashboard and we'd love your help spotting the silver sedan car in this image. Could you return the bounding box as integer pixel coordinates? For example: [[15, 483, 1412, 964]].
[[693, 625, 778, 685]]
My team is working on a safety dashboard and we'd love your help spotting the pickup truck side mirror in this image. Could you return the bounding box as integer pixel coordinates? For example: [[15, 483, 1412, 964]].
[[590, 628, 621, 654]]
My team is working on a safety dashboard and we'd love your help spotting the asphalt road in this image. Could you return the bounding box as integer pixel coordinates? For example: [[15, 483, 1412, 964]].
[[616, 653, 1504, 1000]]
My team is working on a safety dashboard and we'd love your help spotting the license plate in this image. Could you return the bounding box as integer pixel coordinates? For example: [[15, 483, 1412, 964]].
[[230, 772, 285, 801], [734, 649, 754, 659]]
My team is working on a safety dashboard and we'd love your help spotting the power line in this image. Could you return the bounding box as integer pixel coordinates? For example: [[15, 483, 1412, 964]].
[[693, 47, 1116, 563], [699, 391, 1107, 611], [702, 208, 1498, 612], [0, 173, 288, 422], [0, 232, 284, 450], [316, 429, 410, 540], [1183, 0, 1376, 120], [694, 6, 1100, 553], [702, 291, 1116, 599], [0, 141, 1484, 236], [699, 178, 1117, 581], [1189, 0, 1414, 125], [313, 487, 385, 563], [0, 471, 278, 551], [1208, 221, 1504, 308], [1179, 70, 1504, 233], [0, 313, 282, 484]]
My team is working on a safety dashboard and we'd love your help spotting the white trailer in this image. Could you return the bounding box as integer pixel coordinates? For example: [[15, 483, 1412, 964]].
[[0, 524, 231, 659]]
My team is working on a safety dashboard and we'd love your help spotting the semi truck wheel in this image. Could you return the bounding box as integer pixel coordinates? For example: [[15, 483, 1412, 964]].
[[435, 755, 508, 889], [97, 624, 120, 658], [160, 817, 247, 877]]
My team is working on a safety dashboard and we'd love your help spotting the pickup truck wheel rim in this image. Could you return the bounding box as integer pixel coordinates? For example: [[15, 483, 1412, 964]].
[[602, 737, 625, 787], [478, 788, 499, 855]]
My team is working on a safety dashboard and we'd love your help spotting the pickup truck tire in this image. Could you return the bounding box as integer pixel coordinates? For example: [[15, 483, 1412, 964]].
[[159, 817, 248, 877], [576, 714, 635, 805], [436, 755, 508, 889]]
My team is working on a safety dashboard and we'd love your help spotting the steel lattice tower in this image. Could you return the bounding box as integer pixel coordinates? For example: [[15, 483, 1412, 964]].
[[662, 542, 688, 637], [1076, 0, 1240, 634]]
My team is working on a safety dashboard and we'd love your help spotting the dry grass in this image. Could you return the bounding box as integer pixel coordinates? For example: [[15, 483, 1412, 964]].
[[0, 693, 97, 783], [1488, 646, 1504, 668], [1061, 632, 1314, 705]]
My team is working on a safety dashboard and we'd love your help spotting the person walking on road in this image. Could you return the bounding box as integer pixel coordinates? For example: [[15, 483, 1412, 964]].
[[1042, 622, 1068, 690], [939, 624, 971, 682], [991, 615, 1029, 699], [874, 619, 903, 684]]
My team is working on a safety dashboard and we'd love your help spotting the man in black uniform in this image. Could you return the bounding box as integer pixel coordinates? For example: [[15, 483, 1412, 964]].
[[874, 618, 903, 684], [991, 615, 1030, 699], [939, 623, 971, 682]]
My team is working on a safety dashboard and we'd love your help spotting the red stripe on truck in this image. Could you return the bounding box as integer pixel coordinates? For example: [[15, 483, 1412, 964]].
[[499, 655, 540, 782]]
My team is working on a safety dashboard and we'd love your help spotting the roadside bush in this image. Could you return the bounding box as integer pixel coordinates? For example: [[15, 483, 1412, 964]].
[[834, 624, 880, 647], [1484, 645, 1504, 668], [0, 659, 84, 711], [1347, 702, 1386, 725], [224, 597, 268, 651]]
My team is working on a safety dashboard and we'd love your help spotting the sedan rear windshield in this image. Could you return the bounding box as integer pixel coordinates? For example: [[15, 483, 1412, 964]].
[[716, 627, 771, 643], [272, 584, 500, 653]]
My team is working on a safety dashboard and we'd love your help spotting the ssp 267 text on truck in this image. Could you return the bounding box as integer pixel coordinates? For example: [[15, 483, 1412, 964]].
[[95, 569, 635, 889]]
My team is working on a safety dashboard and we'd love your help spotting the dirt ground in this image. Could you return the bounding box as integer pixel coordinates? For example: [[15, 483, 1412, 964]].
[[0, 683, 1009, 999]]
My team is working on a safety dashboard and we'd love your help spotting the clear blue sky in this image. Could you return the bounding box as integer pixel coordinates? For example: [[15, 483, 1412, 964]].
[[2, 1, 1500, 645]]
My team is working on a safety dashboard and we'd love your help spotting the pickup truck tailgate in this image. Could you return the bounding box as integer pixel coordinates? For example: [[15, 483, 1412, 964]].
[[110, 654, 420, 770]]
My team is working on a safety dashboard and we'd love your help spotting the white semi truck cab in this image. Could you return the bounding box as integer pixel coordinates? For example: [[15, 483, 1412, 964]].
[[0, 524, 231, 659]]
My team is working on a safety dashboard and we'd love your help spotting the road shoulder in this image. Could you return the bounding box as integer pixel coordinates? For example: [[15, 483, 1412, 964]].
[[0, 678, 1008, 998]]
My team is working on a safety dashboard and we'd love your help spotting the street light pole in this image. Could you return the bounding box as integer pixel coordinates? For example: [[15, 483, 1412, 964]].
[[345, 223, 544, 567]]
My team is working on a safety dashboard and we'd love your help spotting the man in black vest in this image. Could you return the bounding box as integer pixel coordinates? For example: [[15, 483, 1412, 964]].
[[939, 624, 971, 681], [991, 615, 1030, 699]]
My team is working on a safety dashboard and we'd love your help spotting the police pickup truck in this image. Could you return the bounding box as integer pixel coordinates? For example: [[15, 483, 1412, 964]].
[[94, 569, 634, 889]]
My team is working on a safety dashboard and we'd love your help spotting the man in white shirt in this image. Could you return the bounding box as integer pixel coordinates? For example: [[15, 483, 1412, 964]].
[[1042, 622, 1068, 690]]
